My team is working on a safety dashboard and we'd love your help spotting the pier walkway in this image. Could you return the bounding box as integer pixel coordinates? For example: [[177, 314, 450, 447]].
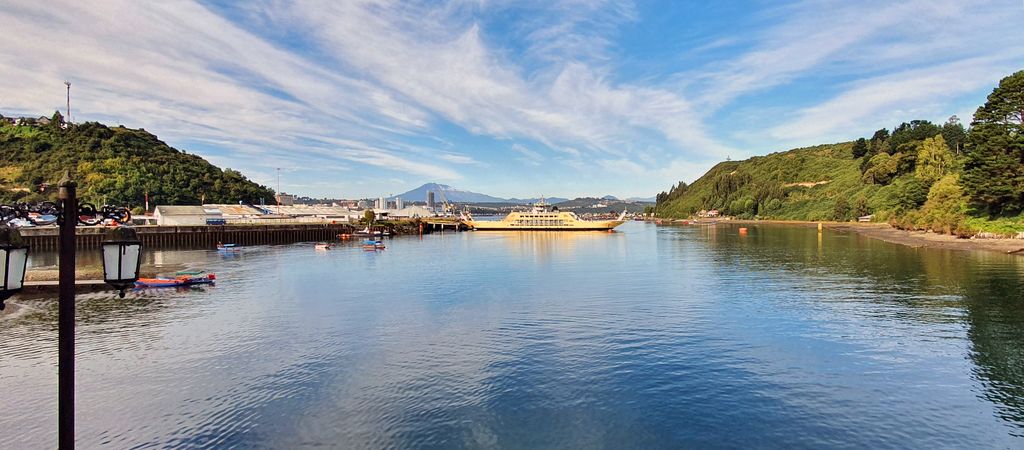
[[17, 223, 355, 251]]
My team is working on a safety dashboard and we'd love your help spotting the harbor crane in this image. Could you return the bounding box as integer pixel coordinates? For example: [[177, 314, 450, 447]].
[[435, 186, 456, 217]]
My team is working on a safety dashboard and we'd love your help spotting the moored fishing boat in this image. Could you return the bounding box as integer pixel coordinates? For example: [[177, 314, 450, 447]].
[[462, 199, 627, 231]]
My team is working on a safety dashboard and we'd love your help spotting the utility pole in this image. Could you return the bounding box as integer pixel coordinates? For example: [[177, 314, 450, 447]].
[[64, 81, 71, 123]]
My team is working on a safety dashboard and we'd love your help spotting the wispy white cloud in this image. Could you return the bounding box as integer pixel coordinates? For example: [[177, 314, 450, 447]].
[[692, 0, 1019, 108], [509, 0, 638, 64], [768, 56, 1021, 142], [691, 0, 1024, 158], [1, 0, 1021, 198], [0, 0, 452, 193], [301, 137, 463, 181], [287, 1, 730, 159], [511, 144, 545, 166], [436, 153, 483, 166], [597, 158, 645, 175]]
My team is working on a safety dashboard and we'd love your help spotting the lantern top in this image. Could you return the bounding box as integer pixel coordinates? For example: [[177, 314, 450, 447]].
[[0, 225, 25, 247], [104, 226, 140, 242], [58, 169, 76, 189]]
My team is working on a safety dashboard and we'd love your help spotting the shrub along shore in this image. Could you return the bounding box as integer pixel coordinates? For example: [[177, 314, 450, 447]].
[[715, 219, 1024, 255]]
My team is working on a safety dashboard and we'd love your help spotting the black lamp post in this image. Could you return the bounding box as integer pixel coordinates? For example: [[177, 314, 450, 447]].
[[0, 172, 141, 449]]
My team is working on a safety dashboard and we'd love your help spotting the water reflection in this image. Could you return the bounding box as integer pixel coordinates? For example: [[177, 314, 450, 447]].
[[684, 222, 1024, 434], [962, 265, 1024, 432], [2, 223, 1023, 447], [28, 248, 221, 271], [478, 230, 623, 263]]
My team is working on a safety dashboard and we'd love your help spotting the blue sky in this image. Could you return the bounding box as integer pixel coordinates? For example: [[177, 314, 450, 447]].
[[1, 1, 1023, 199]]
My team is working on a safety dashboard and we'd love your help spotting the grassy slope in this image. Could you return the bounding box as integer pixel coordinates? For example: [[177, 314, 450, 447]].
[[659, 142, 1024, 235], [661, 143, 863, 220]]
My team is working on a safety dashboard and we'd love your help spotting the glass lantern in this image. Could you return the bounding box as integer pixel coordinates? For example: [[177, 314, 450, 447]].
[[101, 227, 142, 298], [0, 226, 29, 310]]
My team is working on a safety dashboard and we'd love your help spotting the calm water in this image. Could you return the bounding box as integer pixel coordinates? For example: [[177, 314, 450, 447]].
[[2, 222, 1023, 448]]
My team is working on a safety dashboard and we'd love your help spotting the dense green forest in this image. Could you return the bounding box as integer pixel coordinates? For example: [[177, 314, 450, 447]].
[[0, 114, 275, 209], [654, 70, 1024, 236]]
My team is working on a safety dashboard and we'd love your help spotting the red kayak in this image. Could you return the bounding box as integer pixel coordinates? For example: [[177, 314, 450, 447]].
[[136, 273, 216, 288]]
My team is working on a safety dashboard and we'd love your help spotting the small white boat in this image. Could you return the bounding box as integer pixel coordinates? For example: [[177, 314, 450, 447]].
[[354, 227, 382, 236]]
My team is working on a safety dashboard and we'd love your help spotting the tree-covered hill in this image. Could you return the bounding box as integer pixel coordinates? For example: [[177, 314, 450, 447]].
[[654, 70, 1024, 236], [655, 142, 871, 221], [555, 197, 651, 214], [0, 113, 274, 208]]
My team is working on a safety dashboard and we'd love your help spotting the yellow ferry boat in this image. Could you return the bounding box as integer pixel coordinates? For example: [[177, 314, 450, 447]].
[[463, 199, 627, 231]]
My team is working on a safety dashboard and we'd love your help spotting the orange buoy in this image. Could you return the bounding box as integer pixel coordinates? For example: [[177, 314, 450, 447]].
[[739, 227, 748, 235]]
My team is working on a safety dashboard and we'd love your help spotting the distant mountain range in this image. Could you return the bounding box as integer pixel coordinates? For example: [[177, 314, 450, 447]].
[[599, 195, 656, 202], [390, 183, 654, 205], [553, 197, 651, 213], [625, 196, 656, 203], [390, 183, 568, 204]]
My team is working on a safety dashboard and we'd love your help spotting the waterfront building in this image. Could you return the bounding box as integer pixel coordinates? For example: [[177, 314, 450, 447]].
[[276, 192, 295, 206], [202, 203, 357, 224], [203, 204, 264, 220], [395, 197, 404, 210], [427, 191, 435, 209], [154, 205, 224, 226], [389, 205, 436, 219]]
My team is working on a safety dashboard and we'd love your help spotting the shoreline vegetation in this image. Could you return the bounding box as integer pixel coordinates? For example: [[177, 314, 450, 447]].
[[681, 219, 1024, 255], [651, 70, 1024, 240]]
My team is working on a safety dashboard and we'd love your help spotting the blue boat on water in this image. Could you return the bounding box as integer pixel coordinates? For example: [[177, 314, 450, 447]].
[[362, 240, 385, 251]]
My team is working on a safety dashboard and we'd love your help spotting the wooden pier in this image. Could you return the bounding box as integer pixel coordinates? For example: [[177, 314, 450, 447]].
[[17, 223, 356, 251], [424, 218, 469, 232]]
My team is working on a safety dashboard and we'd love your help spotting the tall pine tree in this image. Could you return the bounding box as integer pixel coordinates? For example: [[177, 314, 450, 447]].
[[963, 70, 1024, 216]]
